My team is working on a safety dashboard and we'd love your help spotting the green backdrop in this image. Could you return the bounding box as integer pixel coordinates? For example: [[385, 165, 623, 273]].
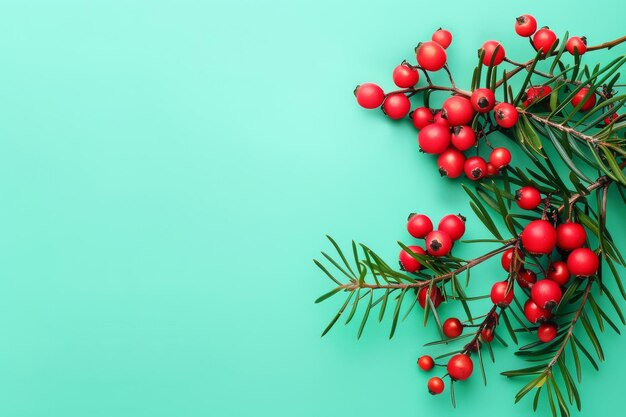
[[0, 1, 624, 416]]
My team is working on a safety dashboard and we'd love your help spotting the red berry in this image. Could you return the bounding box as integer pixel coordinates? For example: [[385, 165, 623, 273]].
[[443, 317, 464, 338], [412, 107, 435, 129], [489, 147, 512, 169], [480, 328, 494, 342], [447, 354, 473, 381], [571, 88, 597, 112], [604, 113, 619, 125], [486, 163, 498, 177], [418, 123, 451, 154], [442, 96, 474, 126], [393, 62, 420, 88], [355, 83, 385, 109], [537, 322, 558, 343], [482, 40, 506, 66], [515, 15, 537, 37], [521, 220, 557, 255], [383, 93, 411, 119], [516, 186, 542, 210], [547, 261, 571, 286], [501, 248, 525, 272], [451, 126, 476, 151], [556, 222, 587, 251], [418, 286, 443, 308], [464, 156, 488, 181], [566, 36, 587, 56], [416, 41, 447, 72], [432, 29, 453, 49], [433, 111, 450, 128], [407, 214, 433, 238], [523, 86, 552, 107], [470, 88, 496, 113], [494, 102, 519, 128], [490, 281, 514, 307], [533, 28, 558, 54], [516, 269, 537, 289], [427, 377, 445, 395], [438, 148, 466, 179], [524, 299, 551, 324], [567, 248, 599, 277], [418, 355, 435, 371], [531, 280, 562, 309], [425, 230, 453, 257], [438, 214, 466, 241], [399, 245, 426, 273]]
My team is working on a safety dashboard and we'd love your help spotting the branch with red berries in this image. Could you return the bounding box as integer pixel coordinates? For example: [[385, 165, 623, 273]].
[[315, 13, 626, 417]]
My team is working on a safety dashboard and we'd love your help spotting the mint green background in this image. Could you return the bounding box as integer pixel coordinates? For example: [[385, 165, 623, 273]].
[[0, 1, 624, 416]]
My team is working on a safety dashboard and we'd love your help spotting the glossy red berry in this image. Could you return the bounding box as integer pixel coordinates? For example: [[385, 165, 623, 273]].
[[418, 123, 451, 154], [604, 113, 619, 125], [521, 220, 557, 255], [486, 163, 498, 177], [538, 322, 558, 343], [427, 377, 445, 395], [489, 147, 512, 169], [418, 355, 435, 371], [416, 41, 447, 71], [516, 186, 542, 210], [533, 28, 558, 54], [438, 214, 466, 241], [571, 88, 597, 112], [547, 261, 571, 286], [523, 86, 552, 107], [442, 96, 474, 126], [470, 88, 496, 113], [438, 148, 466, 178], [443, 317, 464, 338], [515, 15, 537, 37], [567, 248, 599, 277], [482, 40, 506, 66], [432, 29, 453, 49], [418, 286, 443, 308], [494, 102, 519, 128], [425, 230, 453, 257], [412, 107, 435, 129], [393, 62, 420, 88], [399, 245, 426, 273], [407, 214, 433, 238], [501, 248, 525, 272], [556, 222, 587, 251], [480, 328, 494, 343], [566, 36, 587, 56], [433, 111, 450, 128], [516, 269, 537, 289], [355, 83, 385, 109], [451, 126, 476, 151], [383, 93, 411, 119], [524, 299, 551, 324], [464, 156, 488, 181], [490, 281, 514, 307], [447, 354, 473, 381], [531, 280, 562, 309]]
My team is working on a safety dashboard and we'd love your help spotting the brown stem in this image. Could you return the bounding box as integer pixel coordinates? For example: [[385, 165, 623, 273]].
[[587, 35, 626, 51]]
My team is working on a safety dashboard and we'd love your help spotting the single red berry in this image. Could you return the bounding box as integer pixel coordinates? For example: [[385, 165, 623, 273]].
[[516, 269, 537, 289], [537, 322, 558, 343], [523, 86, 552, 107], [489, 147, 512, 169], [571, 88, 597, 112], [427, 377, 445, 395], [567, 248, 599, 277], [451, 126, 476, 151], [547, 261, 570, 286], [463, 156, 488, 181], [399, 245, 426, 273], [433, 111, 450, 128], [501, 248, 525, 272], [470, 88, 496, 113], [383, 94, 411, 119], [443, 317, 464, 338], [412, 107, 435, 129], [486, 163, 498, 176], [515, 186, 542, 210], [524, 299, 551, 324], [432, 28, 453, 49], [418, 286, 443, 308], [566, 36, 587, 56], [447, 354, 473, 381], [521, 220, 557, 255], [482, 40, 505, 66], [604, 113, 619, 125], [416, 41, 447, 71], [438, 148, 466, 179], [490, 281, 514, 307], [418, 123, 451, 154], [393, 62, 420, 88], [407, 214, 434, 238], [487, 311, 500, 326], [494, 102, 519, 128], [531, 279, 562, 309], [480, 328, 494, 343], [438, 214, 466, 241], [515, 14, 537, 37], [533, 28, 558, 54], [425, 230, 453, 257], [442, 96, 474, 126], [418, 355, 435, 371], [556, 222, 587, 251], [354, 83, 385, 109]]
